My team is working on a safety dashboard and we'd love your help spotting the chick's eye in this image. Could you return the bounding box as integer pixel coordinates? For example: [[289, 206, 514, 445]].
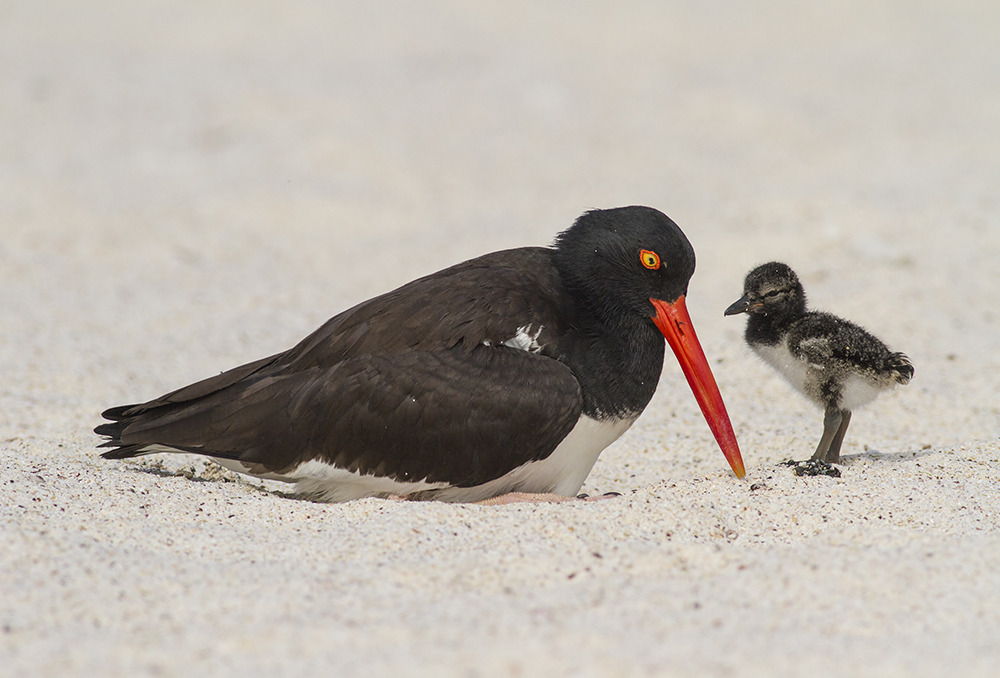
[[640, 249, 661, 270], [765, 289, 781, 298]]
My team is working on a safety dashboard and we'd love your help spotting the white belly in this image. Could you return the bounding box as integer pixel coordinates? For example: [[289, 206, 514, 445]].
[[752, 339, 812, 398], [424, 414, 636, 502], [839, 371, 897, 411], [751, 339, 898, 411], [213, 414, 636, 503]]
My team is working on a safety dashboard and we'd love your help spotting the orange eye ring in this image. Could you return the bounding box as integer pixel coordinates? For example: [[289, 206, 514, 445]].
[[640, 249, 661, 270]]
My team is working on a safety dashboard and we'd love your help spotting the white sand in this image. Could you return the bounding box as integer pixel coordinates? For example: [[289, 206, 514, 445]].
[[2, 1, 1000, 676]]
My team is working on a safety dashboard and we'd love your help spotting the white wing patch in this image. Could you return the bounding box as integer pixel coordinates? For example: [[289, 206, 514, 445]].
[[501, 324, 544, 353]]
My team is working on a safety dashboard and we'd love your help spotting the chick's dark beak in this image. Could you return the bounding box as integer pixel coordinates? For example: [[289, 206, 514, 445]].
[[724, 294, 752, 316]]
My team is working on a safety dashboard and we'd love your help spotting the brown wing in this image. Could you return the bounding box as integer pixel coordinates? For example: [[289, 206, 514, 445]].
[[99, 247, 566, 420], [97, 247, 583, 486], [101, 346, 582, 488]]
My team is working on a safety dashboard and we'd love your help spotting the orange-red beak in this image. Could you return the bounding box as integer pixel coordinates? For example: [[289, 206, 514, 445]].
[[650, 296, 746, 478]]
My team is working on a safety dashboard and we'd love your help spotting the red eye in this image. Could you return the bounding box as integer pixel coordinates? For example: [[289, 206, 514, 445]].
[[640, 249, 660, 270]]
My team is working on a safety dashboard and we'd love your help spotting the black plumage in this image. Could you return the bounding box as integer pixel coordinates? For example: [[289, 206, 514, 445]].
[[97, 206, 745, 502], [725, 262, 913, 464]]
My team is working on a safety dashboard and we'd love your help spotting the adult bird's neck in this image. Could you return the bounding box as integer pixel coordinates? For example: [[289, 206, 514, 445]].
[[560, 309, 666, 421]]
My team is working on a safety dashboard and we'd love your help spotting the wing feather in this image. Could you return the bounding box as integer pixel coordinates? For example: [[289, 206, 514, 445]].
[[105, 346, 581, 487], [97, 247, 581, 487]]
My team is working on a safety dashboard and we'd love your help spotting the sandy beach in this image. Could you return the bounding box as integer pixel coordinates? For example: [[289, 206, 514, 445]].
[[2, 1, 999, 676]]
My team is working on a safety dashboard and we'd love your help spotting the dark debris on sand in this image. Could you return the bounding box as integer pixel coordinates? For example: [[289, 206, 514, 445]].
[[780, 459, 842, 478]]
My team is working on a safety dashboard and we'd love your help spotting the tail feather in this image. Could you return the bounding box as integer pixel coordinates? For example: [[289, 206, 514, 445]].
[[100, 404, 136, 421], [887, 352, 914, 384], [95, 401, 246, 462], [95, 420, 126, 440], [100, 444, 157, 459], [95, 354, 281, 463]]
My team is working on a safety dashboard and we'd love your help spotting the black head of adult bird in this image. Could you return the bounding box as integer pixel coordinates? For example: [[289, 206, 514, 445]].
[[725, 261, 913, 464], [97, 206, 746, 503]]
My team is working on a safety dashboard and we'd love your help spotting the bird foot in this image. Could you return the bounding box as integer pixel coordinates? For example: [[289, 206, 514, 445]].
[[780, 459, 841, 478]]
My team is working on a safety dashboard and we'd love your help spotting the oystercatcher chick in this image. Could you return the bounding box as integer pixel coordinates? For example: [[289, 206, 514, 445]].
[[724, 262, 913, 464], [96, 206, 745, 504]]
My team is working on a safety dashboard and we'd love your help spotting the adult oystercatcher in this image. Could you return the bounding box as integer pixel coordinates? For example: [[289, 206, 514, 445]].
[[725, 262, 913, 464], [97, 206, 746, 503]]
